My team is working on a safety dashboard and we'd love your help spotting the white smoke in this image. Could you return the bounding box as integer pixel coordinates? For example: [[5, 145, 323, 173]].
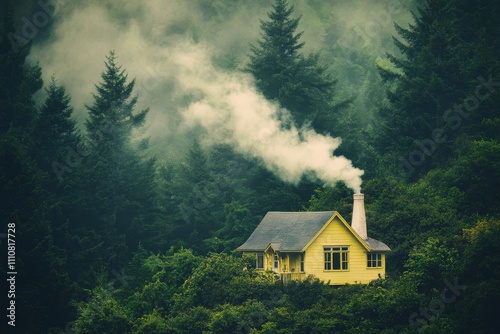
[[29, 1, 365, 192], [173, 44, 364, 192]]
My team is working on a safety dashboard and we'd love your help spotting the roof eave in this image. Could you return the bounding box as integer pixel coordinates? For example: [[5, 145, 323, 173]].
[[365, 237, 392, 252], [236, 248, 258, 252], [237, 247, 304, 253]]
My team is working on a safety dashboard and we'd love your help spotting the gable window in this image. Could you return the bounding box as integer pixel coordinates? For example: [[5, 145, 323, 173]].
[[256, 253, 264, 269], [324, 246, 349, 271], [300, 253, 305, 272], [367, 253, 382, 268]]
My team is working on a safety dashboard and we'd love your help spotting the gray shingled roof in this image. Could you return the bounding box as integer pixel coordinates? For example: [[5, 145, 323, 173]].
[[236, 211, 336, 252], [236, 211, 391, 252], [365, 237, 391, 252], [365, 237, 391, 251]]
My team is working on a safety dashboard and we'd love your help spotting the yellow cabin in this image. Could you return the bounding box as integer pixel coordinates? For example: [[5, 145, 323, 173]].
[[236, 194, 390, 285]]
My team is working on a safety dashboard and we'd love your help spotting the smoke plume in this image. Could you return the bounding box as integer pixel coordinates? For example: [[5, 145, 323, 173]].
[[173, 44, 364, 192], [23, 0, 408, 192]]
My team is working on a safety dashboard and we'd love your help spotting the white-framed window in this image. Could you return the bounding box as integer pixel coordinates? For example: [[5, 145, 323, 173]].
[[324, 246, 349, 271], [300, 253, 304, 272], [256, 252, 264, 269], [367, 253, 382, 268], [273, 254, 279, 272]]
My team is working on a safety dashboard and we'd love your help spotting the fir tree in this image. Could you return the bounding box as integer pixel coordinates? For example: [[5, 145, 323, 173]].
[[85, 51, 148, 154], [375, 0, 497, 176], [246, 0, 341, 129], [0, 8, 75, 332], [72, 51, 161, 272], [34, 77, 80, 175], [0, 2, 42, 134]]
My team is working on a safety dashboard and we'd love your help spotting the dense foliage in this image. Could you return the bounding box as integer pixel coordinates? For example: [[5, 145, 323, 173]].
[[1, 0, 499, 333]]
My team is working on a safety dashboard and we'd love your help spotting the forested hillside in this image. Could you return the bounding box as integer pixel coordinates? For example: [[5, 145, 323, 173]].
[[1, 0, 499, 333]]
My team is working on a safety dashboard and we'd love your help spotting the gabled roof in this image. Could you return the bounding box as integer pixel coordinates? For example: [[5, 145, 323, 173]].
[[265, 243, 282, 252], [236, 211, 336, 252], [236, 211, 391, 252]]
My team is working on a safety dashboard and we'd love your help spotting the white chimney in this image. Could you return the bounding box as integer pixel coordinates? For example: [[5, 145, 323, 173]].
[[351, 193, 368, 240]]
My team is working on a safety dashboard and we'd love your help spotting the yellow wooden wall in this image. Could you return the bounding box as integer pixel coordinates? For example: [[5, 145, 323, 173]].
[[264, 247, 274, 271], [304, 216, 386, 285], [287, 253, 301, 273], [243, 216, 386, 285]]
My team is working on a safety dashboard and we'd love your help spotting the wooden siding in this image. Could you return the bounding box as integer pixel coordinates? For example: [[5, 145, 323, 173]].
[[304, 216, 385, 285], [243, 216, 386, 285], [287, 253, 302, 273]]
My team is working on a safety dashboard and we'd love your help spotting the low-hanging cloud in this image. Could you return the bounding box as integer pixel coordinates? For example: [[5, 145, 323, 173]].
[[173, 44, 364, 192], [27, 0, 371, 192]]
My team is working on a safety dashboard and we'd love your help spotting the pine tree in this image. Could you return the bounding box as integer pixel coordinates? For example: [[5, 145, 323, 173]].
[[173, 139, 215, 251], [376, 0, 492, 176], [83, 51, 150, 228], [33, 77, 80, 176], [85, 51, 148, 154], [182, 138, 210, 185], [71, 51, 161, 272], [0, 2, 42, 134], [246, 0, 341, 129], [0, 8, 76, 332]]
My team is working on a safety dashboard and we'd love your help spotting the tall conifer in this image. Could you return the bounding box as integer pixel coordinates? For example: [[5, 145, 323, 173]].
[[246, 0, 341, 129]]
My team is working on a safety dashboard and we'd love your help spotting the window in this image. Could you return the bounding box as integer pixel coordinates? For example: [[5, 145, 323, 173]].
[[256, 253, 264, 269], [367, 253, 382, 268], [300, 253, 304, 272], [273, 254, 279, 272], [324, 246, 349, 271]]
